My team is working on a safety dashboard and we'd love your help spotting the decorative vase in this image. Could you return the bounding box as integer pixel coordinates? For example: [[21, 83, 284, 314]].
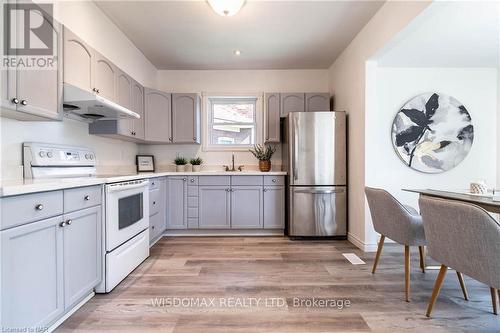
[[176, 165, 186, 172], [192, 165, 201, 172], [185, 164, 193, 172], [259, 160, 271, 172]]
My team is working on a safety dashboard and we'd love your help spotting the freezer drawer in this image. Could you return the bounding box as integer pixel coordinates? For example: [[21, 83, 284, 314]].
[[288, 186, 346, 236]]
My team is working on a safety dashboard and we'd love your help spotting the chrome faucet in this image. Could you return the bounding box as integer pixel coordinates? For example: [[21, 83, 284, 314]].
[[223, 153, 244, 172]]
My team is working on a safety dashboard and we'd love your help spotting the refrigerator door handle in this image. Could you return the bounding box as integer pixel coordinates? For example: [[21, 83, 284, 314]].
[[294, 189, 344, 194], [292, 116, 299, 181]]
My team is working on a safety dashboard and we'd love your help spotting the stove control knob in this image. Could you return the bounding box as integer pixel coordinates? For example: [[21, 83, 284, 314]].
[[89, 154, 94, 160], [46, 151, 53, 158], [85, 154, 90, 159], [39, 151, 46, 157]]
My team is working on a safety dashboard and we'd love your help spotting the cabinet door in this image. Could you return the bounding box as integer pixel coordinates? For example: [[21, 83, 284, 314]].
[[63, 206, 102, 309], [145, 88, 172, 143], [166, 176, 187, 229], [199, 186, 230, 229], [94, 53, 116, 102], [281, 93, 305, 117], [263, 186, 285, 229], [264, 93, 280, 143], [116, 69, 133, 137], [305, 93, 330, 112], [172, 93, 200, 144], [63, 26, 94, 92], [231, 186, 263, 229], [1, 216, 64, 328], [131, 80, 145, 140]]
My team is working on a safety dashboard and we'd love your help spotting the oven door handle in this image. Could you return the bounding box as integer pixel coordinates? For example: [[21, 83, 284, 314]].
[[106, 180, 149, 193]]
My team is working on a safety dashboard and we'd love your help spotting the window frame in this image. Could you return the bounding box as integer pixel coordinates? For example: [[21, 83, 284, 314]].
[[202, 93, 263, 152]]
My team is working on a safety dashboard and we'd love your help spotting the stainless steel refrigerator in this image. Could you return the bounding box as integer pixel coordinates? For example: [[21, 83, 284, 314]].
[[283, 111, 347, 237]]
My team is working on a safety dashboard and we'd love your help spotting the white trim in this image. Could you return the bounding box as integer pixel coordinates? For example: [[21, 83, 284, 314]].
[[347, 232, 378, 252], [164, 229, 284, 236], [47, 292, 94, 333], [202, 92, 264, 152]]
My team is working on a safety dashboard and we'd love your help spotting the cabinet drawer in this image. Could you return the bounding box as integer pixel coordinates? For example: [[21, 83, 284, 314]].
[[1, 191, 63, 230], [264, 176, 285, 186], [231, 176, 263, 186], [188, 207, 198, 218], [149, 212, 165, 241], [188, 218, 199, 229], [188, 196, 199, 207], [149, 178, 160, 190], [188, 176, 198, 186], [198, 176, 230, 186], [187, 186, 198, 197], [149, 189, 160, 216], [64, 186, 102, 213]]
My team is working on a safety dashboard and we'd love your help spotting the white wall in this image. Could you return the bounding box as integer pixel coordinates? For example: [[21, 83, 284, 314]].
[[365, 67, 498, 245], [328, 1, 430, 251], [1, 1, 158, 179], [140, 69, 329, 169]]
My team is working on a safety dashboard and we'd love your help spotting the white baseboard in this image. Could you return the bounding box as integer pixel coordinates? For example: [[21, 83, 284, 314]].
[[47, 292, 94, 332], [164, 229, 284, 236], [348, 232, 378, 252]]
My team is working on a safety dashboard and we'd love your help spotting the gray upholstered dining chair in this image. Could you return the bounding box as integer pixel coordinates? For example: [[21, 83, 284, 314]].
[[419, 195, 500, 317], [365, 187, 468, 303]]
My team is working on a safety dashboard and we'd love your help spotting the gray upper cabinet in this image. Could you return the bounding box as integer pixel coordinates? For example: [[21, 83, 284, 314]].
[[63, 206, 102, 309], [145, 88, 172, 143], [264, 93, 280, 143], [305, 93, 330, 112], [263, 186, 285, 229], [1, 10, 62, 121], [116, 69, 132, 110], [131, 79, 145, 139], [63, 27, 94, 93], [1, 215, 64, 328], [281, 93, 305, 117], [231, 186, 263, 229], [172, 93, 201, 144], [199, 186, 231, 229], [93, 53, 117, 102], [166, 176, 187, 229]]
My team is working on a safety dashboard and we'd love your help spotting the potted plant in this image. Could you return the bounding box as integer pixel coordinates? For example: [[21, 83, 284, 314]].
[[190, 157, 203, 172], [249, 144, 276, 172], [174, 156, 187, 172]]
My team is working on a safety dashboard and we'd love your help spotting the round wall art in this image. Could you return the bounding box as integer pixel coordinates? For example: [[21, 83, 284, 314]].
[[391, 92, 474, 173]]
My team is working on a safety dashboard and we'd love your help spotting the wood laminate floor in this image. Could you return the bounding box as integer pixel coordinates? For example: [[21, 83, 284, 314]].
[[57, 237, 499, 332]]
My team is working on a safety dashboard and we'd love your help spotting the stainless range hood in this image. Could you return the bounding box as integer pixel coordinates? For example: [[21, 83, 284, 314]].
[[63, 83, 140, 121]]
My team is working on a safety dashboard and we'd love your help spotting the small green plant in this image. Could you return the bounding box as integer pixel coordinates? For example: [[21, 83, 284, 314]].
[[249, 144, 276, 161], [190, 157, 203, 165], [174, 156, 187, 165]]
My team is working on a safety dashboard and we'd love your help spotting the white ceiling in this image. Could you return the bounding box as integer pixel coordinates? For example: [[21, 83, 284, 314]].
[[375, 1, 500, 67], [95, 0, 384, 70]]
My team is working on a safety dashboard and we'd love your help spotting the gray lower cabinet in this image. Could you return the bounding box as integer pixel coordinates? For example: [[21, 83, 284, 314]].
[[145, 88, 172, 143], [149, 177, 167, 243], [264, 93, 280, 143], [305, 93, 330, 112], [198, 186, 231, 229], [63, 206, 102, 309], [231, 186, 263, 228], [1, 215, 64, 329], [172, 93, 201, 144], [263, 186, 285, 229], [166, 176, 188, 229], [1, 9, 62, 121]]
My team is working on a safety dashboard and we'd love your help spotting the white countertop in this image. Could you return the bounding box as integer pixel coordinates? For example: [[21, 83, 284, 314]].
[[0, 171, 287, 197]]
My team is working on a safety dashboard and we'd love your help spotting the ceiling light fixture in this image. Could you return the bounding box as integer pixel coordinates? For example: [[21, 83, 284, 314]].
[[234, 50, 241, 56], [207, 0, 246, 17]]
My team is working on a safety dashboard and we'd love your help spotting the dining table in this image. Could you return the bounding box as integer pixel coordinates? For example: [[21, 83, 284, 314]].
[[403, 188, 500, 214]]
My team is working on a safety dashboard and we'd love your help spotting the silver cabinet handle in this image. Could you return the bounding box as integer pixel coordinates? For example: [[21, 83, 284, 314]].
[[92, 88, 97, 92], [35, 204, 44, 210], [97, 89, 100, 94], [11, 98, 19, 104], [21, 100, 27, 106], [183, 178, 187, 181], [60, 221, 67, 227], [263, 188, 267, 192], [190, 178, 195, 182], [230, 188, 235, 192], [295, 189, 343, 194], [225, 188, 229, 192], [193, 137, 197, 141], [84, 195, 90, 201], [169, 137, 173, 142], [292, 116, 299, 181], [66, 219, 72, 226], [272, 179, 277, 183]]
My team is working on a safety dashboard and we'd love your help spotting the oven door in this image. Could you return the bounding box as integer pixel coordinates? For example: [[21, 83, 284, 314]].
[[105, 180, 149, 251]]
